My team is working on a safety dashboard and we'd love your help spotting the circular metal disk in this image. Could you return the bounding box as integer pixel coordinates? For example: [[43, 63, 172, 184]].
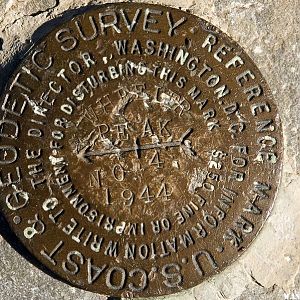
[[0, 3, 282, 298]]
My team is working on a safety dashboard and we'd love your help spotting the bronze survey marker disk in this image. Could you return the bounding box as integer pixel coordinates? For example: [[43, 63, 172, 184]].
[[0, 3, 282, 298]]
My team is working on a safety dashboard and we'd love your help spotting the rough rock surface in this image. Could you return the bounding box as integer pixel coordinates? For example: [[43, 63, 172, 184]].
[[0, 0, 299, 299]]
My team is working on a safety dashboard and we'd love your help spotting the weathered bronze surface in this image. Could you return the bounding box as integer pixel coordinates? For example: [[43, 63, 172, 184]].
[[0, 3, 282, 298]]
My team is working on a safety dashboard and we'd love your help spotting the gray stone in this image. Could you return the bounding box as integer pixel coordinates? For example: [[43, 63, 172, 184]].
[[0, 0, 299, 299]]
